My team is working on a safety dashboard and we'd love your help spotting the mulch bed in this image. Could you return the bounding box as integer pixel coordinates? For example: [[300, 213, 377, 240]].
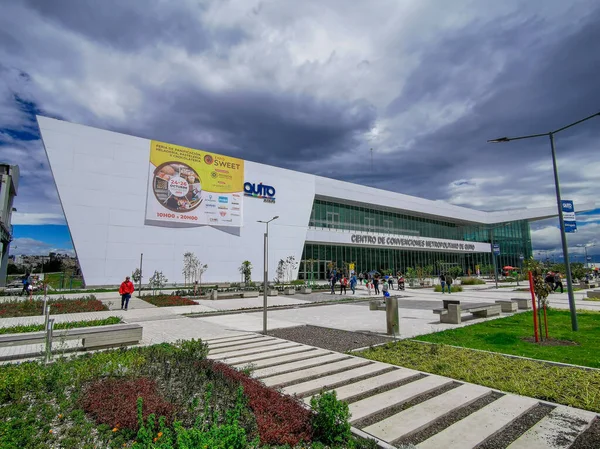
[[521, 337, 579, 346], [141, 295, 197, 307], [265, 325, 394, 353]]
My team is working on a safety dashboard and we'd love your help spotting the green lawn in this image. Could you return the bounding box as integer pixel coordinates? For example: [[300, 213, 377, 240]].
[[414, 309, 600, 368], [44, 272, 84, 290]]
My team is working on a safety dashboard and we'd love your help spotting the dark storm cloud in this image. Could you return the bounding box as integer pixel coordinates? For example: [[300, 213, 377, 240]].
[[350, 6, 600, 201], [22, 0, 246, 53], [119, 85, 377, 167]]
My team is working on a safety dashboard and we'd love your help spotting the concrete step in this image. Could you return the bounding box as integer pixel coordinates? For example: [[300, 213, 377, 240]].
[[362, 383, 491, 442], [350, 375, 454, 424], [262, 358, 372, 388], [209, 338, 284, 355], [282, 362, 392, 398], [208, 336, 276, 350], [233, 348, 331, 369], [253, 353, 350, 379], [203, 333, 257, 343], [417, 394, 539, 449], [506, 406, 597, 449], [209, 342, 301, 360], [323, 368, 421, 403], [218, 345, 315, 365]]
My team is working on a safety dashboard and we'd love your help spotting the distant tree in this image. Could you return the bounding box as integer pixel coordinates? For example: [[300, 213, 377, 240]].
[[182, 252, 198, 286], [131, 268, 141, 284], [148, 270, 168, 295], [239, 261, 252, 284], [285, 256, 298, 283]]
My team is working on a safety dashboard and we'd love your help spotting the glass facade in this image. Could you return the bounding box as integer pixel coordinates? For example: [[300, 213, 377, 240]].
[[300, 199, 532, 279]]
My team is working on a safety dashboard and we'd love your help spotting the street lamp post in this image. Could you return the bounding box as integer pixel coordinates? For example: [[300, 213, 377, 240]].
[[488, 111, 600, 331], [258, 216, 279, 334], [577, 243, 595, 268]]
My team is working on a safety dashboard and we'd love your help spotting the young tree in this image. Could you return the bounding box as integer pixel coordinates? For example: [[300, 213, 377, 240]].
[[239, 261, 252, 284], [182, 252, 199, 286], [524, 258, 553, 341], [275, 259, 285, 284], [194, 262, 208, 288], [285, 256, 298, 283], [148, 270, 168, 295], [131, 268, 141, 285]]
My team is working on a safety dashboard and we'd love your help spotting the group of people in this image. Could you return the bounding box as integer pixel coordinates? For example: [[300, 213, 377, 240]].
[[438, 273, 454, 294], [327, 271, 406, 297], [544, 272, 564, 293]]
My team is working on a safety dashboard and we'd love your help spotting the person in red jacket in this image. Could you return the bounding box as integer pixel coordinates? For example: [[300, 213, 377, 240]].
[[119, 276, 135, 310]]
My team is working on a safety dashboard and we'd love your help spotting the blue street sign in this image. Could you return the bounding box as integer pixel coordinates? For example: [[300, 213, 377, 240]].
[[562, 200, 577, 233], [493, 244, 500, 256]]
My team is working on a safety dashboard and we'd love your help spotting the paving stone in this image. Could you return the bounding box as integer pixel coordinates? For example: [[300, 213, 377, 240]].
[[349, 375, 454, 424], [208, 338, 285, 354], [321, 368, 420, 403], [506, 406, 597, 449], [232, 348, 331, 369], [253, 353, 349, 379], [363, 383, 491, 442], [203, 333, 258, 343], [218, 345, 316, 365], [281, 362, 391, 397], [417, 394, 539, 449], [208, 336, 275, 350], [208, 342, 301, 360], [262, 358, 372, 388]]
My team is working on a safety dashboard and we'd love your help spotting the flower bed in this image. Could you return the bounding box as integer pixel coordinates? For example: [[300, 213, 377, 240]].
[[0, 295, 107, 318], [0, 339, 377, 448], [141, 295, 197, 307], [0, 316, 122, 334]]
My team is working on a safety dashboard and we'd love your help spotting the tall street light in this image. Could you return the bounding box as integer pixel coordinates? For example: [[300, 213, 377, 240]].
[[258, 216, 279, 334], [576, 243, 595, 268], [488, 111, 600, 331]]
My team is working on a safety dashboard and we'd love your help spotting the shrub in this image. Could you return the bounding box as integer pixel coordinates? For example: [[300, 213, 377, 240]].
[[0, 316, 122, 334], [310, 390, 351, 445], [460, 277, 486, 285], [0, 295, 106, 318], [142, 295, 197, 307], [210, 361, 313, 445], [80, 377, 174, 430], [433, 285, 463, 292]]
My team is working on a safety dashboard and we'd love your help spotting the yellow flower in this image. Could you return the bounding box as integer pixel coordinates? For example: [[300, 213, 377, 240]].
[[157, 432, 163, 438], [153, 437, 157, 442], [49, 429, 53, 434], [58, 414, 63, 419], [112, 427, 118, 432]]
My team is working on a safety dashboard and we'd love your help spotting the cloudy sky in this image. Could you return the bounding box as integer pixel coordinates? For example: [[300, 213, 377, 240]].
[[1, 0, 599, 258]]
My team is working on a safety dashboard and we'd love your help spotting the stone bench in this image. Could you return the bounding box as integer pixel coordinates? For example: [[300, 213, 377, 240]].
[[0, 323, 143, 351], [433, 302, 502, 324], [509, 298, 532, 310], [586, 290, 600, 299], [580, 283, 598, 289], [369, 300, 386, 311], [495, 300, 518, 312], [242, 291, 259, 298]]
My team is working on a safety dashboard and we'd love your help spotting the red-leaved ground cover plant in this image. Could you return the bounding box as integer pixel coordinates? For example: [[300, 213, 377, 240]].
[[142, 295, 197, 307], [210, 360, 314, 446], [80, 377, 174, 431], [0, 295, 107, 318]]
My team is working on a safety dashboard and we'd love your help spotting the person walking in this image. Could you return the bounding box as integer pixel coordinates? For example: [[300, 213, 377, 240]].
[[382, 280, 389, 297], [388, 275, 394, 291], [373, 275, 380, 295], [350, 274, 357, 294], [367, 279, 373, 295], [329, 272, 337, 295], [439, 273, 446, 294], [553, 272, 564, 294], [340, 275, 348, 295], [545, 272, 555, 293], [21, 272, 31, 296], [119, 276, 135, 310], [444, 273, 454, 294]]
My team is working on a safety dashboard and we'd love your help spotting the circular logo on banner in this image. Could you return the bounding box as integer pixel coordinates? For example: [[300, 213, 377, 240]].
[[153, 161, 203, 212], [204, 154, 214, 165]]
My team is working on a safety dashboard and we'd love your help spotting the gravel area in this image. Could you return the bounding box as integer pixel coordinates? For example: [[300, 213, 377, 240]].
[[568, 417, 600, 449], [395, 391, 503, 447], [265, 325, 394, 352], [475, 403, 554, 449], [353, 382, 461, 429]]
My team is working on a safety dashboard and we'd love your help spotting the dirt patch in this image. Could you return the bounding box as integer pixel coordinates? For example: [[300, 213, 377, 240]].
[[521, 337, 579, 346], [570, 417, 600, 449]]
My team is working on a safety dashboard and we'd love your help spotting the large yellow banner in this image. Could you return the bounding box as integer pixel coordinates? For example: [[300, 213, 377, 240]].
[[145, 140, 244, 227]]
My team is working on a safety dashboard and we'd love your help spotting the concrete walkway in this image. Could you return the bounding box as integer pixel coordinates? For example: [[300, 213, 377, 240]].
[[204, 333, 598, 449]]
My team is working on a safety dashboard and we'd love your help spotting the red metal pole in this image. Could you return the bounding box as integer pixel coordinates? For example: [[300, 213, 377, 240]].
[[528, 271, 539, 343], [543, 305, 549, 339]]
